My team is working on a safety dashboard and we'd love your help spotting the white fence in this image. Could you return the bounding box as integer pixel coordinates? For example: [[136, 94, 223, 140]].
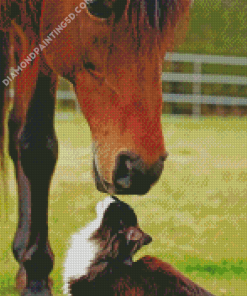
[[163, 53, 247, 116]]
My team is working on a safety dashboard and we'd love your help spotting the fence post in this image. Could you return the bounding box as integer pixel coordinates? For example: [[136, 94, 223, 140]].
[[70, 84, 81, 113], [192, 62, 202, 116]]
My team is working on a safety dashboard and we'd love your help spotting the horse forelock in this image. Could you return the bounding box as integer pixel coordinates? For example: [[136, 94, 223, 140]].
[[114, 0, 190, 29], [110, 0, 190, 51]]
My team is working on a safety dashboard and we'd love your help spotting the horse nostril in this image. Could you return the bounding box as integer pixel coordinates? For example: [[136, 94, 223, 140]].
[[114, 152, 144, 190], [113, 152, 164, 194], [114, 154, 134, 189], [116, 176, 131, 188]]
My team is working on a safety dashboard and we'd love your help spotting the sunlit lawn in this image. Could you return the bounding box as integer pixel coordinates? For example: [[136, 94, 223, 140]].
[[0, 114, 246, 295]]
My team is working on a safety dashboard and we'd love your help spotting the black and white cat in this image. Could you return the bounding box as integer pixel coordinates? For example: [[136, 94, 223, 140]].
[[63, 196, 214, 296]]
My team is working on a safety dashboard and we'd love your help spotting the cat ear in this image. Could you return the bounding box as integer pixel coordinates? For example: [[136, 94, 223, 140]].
[[126, 227, 152, 246], [142, 232, 152, 246]]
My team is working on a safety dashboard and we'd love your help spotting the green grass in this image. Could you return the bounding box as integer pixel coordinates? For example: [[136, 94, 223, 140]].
[[0, 114, 247, 295]]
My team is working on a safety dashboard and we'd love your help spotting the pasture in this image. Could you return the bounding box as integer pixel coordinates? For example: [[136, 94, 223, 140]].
[[0, 114, 246, 295]]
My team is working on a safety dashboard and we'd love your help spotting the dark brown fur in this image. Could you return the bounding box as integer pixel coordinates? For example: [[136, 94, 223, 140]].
[[70, 256, 215, 295]]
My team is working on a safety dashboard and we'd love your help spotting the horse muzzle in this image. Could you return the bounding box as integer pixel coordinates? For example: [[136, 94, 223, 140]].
[[93, 151, 168, 195]]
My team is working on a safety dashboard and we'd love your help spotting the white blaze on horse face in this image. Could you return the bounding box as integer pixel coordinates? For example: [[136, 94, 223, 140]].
[[63, 196, 115, 295]]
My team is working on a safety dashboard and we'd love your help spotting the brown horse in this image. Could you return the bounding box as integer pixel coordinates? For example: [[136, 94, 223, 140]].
[[0, 0, 190, 295]]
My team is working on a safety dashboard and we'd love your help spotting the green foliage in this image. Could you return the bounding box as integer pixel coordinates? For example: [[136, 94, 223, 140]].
[[179, 0, 247, 56]]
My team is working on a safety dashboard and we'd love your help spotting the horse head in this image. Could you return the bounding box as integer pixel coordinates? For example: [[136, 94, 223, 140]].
[[41, 0, 190, 195]]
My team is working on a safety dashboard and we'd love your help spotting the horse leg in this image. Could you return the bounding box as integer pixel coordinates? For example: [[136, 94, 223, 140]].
[[0, 30, 10, 221], [0, 30, 8, 143], [9, 70, 58, 296]]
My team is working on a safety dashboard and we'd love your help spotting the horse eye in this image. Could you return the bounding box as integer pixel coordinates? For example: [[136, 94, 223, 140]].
[[87, 1, 112, 19]]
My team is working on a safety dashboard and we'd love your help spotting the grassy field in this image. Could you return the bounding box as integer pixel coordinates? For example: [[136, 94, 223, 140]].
[[0, 114, 246, 295]]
